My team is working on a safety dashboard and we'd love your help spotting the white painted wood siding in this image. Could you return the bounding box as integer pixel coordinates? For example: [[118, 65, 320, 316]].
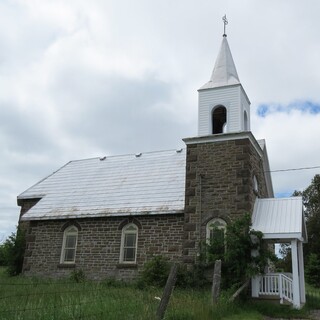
[[198, 84, 250, 136]]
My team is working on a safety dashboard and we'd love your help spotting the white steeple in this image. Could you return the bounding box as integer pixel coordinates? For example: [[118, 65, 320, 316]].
[[197, 34, 251, 136], [200, 36, 240, 90]]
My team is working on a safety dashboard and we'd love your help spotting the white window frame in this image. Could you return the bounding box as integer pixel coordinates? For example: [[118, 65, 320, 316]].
[[120, 223, 138, 264], [60, 226, 78, 264], [206, 218, 227, 243]]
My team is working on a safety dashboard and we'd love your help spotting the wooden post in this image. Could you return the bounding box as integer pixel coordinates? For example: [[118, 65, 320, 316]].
[[156, 263, 178, 320], [212, 259, 222, 304], [298, 241, 306, 304], [291, 239, 301, 309]]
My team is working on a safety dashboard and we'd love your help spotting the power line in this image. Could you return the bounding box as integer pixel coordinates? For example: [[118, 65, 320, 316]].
[[267, 165, 320, 173]]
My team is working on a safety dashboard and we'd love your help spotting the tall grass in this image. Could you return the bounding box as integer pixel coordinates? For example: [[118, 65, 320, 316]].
[[0, 268, 319, 320], [0, 268, 240, 320], [0, 268, 159, 319], [0, 268, 243, 320]]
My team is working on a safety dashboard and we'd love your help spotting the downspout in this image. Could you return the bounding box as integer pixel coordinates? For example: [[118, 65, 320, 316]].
[[199, 173, 204, 233], [198, 173, 204, 260], [199, 174, 202, 226]]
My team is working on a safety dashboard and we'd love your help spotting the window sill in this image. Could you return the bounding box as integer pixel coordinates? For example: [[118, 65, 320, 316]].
[[57, 263, 76, 269], [116, 263, 137, 269]]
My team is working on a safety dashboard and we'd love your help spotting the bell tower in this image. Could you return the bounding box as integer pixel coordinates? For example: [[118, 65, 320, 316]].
[[198, 35, 250, 136], [182, 21, 273, 265]]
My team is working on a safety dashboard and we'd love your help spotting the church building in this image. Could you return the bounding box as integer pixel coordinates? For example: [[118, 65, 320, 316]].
[[18, 29, 307, 308]]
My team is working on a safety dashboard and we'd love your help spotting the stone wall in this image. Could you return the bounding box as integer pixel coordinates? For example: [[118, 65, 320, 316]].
[[183, 135, 269, 264], [22, 214, 184, 280]]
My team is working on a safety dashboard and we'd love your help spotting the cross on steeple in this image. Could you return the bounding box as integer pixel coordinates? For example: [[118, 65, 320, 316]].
[[222, 15, 228, 37]]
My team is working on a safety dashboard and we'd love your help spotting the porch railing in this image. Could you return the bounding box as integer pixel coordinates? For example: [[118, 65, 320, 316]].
[[259, 273, 293, 304]]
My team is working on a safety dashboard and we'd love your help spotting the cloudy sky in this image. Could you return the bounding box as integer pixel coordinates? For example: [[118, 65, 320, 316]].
[[1, 0, 320, 240]]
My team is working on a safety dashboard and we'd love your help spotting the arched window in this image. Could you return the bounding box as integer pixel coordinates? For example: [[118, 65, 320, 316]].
[[212, 106, 227, 134], [206, 218, 227, 242], [120, 223, 138, 263], [60, 226, 78, 264]]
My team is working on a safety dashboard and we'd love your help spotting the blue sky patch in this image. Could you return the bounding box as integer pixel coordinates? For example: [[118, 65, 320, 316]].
[[275, 191, 295, 198], [257, 101, 320, 117]]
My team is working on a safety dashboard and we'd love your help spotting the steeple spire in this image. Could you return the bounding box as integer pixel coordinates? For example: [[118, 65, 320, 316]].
[[199, 36, 240, 90]]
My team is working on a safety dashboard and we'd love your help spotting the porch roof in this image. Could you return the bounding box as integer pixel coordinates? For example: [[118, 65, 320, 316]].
[[252, 197, 307, 242]]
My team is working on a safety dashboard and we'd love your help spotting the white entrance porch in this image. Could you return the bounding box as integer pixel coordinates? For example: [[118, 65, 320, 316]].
[[251, 197, 308, 309]]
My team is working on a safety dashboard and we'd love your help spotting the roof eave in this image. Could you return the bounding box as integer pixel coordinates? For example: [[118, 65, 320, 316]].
[[183, 131, 263, 158], [262, 233, 304, 241], [20, 209, 185, 221]]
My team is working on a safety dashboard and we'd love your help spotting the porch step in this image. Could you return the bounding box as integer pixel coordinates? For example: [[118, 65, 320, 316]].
[[258, 294, 280, 300], [254, 295, 292, 305]]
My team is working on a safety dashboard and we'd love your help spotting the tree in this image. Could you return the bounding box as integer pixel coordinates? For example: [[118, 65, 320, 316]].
[[305, 253, 320, 287], [276, 243, 292, 272], [293, 174, 320, 287], [0, 227, 26, 276], [303, 175, 320, 256]]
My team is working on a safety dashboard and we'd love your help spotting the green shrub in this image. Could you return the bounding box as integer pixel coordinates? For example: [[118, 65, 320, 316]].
[[139, 255, 170, 287], [176, 263, 209, 288], [70, 269, 86, 282], [175, 264, 193, 288], [138, 256, 208, 289], [102, 277, 128, 288], [198, 214, 276, 290]]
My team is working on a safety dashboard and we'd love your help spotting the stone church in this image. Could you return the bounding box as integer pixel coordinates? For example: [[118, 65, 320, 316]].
[[18, 33, 276, 281]]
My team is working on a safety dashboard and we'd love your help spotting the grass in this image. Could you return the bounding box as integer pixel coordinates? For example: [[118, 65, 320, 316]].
[[0, 269, 159, 319], [306, 283, 320, 310], [0, 267, 319, 319]]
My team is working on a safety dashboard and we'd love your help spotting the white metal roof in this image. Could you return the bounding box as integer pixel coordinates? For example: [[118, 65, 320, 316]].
[[19, 149, 186, 221], [199, 36, 240, 90], [252, 197, 307, 242]]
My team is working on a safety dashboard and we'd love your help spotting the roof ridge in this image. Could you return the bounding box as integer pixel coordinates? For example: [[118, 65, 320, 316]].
[[68, 148, 186, 163]]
